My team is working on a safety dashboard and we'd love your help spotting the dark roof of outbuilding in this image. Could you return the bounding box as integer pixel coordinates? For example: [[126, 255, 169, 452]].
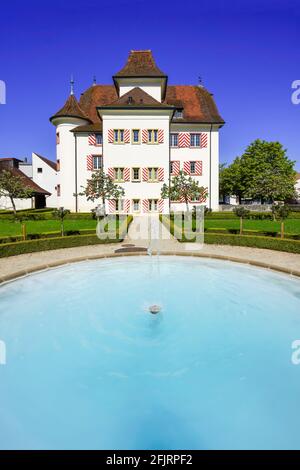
[[0, 159, 50, 195]]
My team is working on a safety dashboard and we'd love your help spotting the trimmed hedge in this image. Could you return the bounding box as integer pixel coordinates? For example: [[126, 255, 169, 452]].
[[0, 216, 132, 258], [204, 233, 300, 254], [0, 235, 120, 258]]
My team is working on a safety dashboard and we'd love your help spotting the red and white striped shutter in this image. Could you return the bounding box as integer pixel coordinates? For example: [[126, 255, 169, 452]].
[[123, 168, 130, 181], [199, 189, 208, 203], [158, 129, 164, 143], [200, 133, 208, 148], [178, 132, 189, 148], [142, 199, 149, 213], [124, 129, 130, 143], [172, 161, 180, 176], [88, 134, 96, 146], [158, 168, 164, 181], [124, 199, 131, 213], [195, 161, 203, 176], [107, 168, 115, 179], [142, 168, 149, 181], [108, 200, 116, 213], [108, 129, 114, 143], [87, 155, 93, 171], [183, 162, 191, 175], [142, 129, 148, 143], [158, 199, 164, 213]]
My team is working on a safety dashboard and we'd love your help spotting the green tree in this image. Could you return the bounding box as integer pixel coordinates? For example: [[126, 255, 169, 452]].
[[0, 170, 34, 216], [79, 170, 125, 214], [219, 140, 296, 203], [233, 207, 250, 235], [53, 207, 70, 236], [219, 160, 244, 204], [271, 204, 290, 239], [161, 170, 208, 212]]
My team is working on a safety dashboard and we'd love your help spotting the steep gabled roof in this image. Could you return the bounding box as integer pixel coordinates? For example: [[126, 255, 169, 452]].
[[114, 50, 166, 77], [99, 87, 174, 110], [34, 153, 57, 171], [50, 94, 91, 123], [166, 86, 225, 124]]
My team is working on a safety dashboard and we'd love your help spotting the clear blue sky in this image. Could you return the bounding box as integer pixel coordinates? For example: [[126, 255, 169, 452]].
[[0, 0, 299, 169]]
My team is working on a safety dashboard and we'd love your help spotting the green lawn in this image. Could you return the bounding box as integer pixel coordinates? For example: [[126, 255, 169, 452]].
[[0, 219, 97, 237], [204, 219, 300, 234], [169, 217, 300, 235], [1, 216, 300, 238]]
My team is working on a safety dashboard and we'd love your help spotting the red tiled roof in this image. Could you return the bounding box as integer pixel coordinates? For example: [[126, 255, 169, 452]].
[[72, 123, 103, 133], [166, 86, 224, 124], [79, 85, 118, 123], [99, 87, 174, 109], [75, 84, 223, 124], [34, 153, 57, 171], [50, 94, 91, 122], [114, 50, 166, 77]]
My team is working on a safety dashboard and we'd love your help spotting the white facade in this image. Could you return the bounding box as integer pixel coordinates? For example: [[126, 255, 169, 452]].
[[51, 52, 224, 213], [32, 153, 57, 207]]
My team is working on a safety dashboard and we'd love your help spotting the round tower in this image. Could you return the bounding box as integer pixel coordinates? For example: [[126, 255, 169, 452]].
[[50, 81, 91, 211]]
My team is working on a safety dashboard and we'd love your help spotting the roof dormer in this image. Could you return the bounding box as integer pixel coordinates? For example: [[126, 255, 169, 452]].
[[113, 50, 168, 102]]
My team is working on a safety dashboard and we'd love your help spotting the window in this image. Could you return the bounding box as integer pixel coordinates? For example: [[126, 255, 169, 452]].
[[149, 199, 158, 212], [132, 168, 140, 181], [93, 155, 103, 170], [95, 133, 103, 145], [56, 184, 61, 196], [114, 168, 124, 181], [133, 199, 140, 212], [37, 168, 43, 173], [147, 129, 158, 144], [132, 129, 140, 144], [190, 133, 200, 147], [115, 199, 124, 212], [190, 161, 196, 174], [170, 133, 178, 147], [56, 133, 60, 144], [114, 129, 124, 143], [148, 167, 158, 181], [174, 109, 183, 119], [170, 162, 174, 174]]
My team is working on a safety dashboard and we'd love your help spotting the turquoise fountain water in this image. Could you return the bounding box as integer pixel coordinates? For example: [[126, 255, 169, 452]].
[[0, 256, 300, 450]]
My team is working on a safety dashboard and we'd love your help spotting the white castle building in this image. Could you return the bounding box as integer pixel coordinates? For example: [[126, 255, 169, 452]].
[[0, 50, 225, 213], [50, 50, 225, 213]]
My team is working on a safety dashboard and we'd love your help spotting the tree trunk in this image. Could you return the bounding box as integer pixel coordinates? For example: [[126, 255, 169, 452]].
[[281, 221, 284, 239], [185, 198, 189, 212], [61, 220, 64, 237], [10, 196, 16, 216], [240, 217, 243, 235]]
